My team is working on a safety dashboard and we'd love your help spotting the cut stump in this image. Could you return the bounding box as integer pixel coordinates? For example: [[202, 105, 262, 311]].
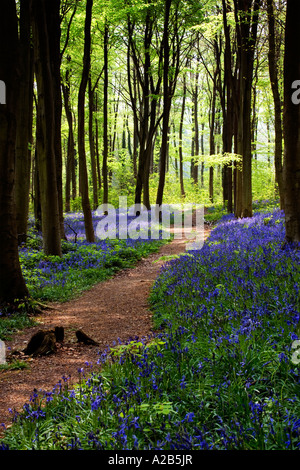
[[75, 330, 99, 346], [23, 327, 65, 357]]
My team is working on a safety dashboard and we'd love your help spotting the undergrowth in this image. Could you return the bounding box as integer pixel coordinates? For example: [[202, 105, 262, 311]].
[[1, 200, 300, 450]]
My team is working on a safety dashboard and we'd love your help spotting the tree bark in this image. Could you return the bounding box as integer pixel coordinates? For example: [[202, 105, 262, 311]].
[[32, 0, 62, 256], [48, 0, 66, 240], [156, 0, 173, 207], [62, 63, 76, 212], [233, 0, 260, 218], [179, 76, 186, 197], [33, 149, 42, 232], [95, 92, 102, 191], [209, 69, 218, 203], [127, 12, 162, 209], [88, 78, 99, 210], [0, 0, 29, 306], [77, 0, 95, 241], [221, 0, 234, 213], [102, 22, 109, 208], [283, 0, 300, 243], [267, 0, 284, 210], [15, 0, 34, 245]]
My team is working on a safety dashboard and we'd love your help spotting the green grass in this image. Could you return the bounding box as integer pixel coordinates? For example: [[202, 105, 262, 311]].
[[0, 313, 37, 342], [0, 360, 30, 371]]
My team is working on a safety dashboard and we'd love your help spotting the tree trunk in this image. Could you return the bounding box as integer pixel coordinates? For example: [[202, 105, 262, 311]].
[[95, 92, 102, 191], [156, 0, 172, 207], [33, 149, 42, 232], [267, 0, 284, 210], [179, 77, 186, 197], [283, 0, 300, 243], [15, 0, 34, 245], [209, 71, 217, 203], [88, 78, 99, 210], [77, 0, 95, 241], [127, 12, 163, 208], [32, 0, 62, 256], [49, 1, 66, 240], [200, 120, 205, 187], [0, 0, 29, 306], [132, 12, 151, 208], [62, 63, 76, 212], [233, 0, 260, 219], [191, 55, 200, 186], [102, 22, 109, 208], [222, 0, 234, 213]]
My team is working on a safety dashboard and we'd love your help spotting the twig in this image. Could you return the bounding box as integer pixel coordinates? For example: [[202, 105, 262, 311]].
[[64, 222, 78, 243]]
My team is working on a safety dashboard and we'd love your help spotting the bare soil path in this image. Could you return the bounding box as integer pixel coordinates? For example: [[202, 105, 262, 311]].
[[0, 225, 211, 433]]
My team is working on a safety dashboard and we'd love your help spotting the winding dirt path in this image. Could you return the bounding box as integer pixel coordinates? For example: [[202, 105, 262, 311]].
[[0, 225, 210, 433]]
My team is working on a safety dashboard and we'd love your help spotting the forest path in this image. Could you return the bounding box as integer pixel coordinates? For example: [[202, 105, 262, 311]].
[[0, 224, 211, 433]]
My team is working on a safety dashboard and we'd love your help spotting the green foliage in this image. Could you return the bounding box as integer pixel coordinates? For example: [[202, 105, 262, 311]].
[[0, 360, 30, 372], [204, 203, 228, 224], [252, 160, 276, 202], [0, 313, 36, 342]]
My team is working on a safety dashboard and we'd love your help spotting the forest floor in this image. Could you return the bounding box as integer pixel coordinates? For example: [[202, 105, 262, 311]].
[[0, 223, 211, 434]]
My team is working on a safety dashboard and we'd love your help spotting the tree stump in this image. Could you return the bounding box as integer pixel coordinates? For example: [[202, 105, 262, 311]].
[[23, 326, 64, 356], [54, 326, 64, 343], [76, 330, 99, 346]]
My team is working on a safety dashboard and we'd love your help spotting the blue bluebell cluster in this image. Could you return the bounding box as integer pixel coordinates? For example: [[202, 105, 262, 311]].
[[1, 207, 300, 450]]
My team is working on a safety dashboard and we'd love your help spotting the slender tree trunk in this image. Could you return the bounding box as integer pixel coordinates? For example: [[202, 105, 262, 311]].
[[267, 0, 284, 210], [200, 120, 205, 187], [233, 0, 260, 218], [132, 69, 138, 180], [95, 92, 102, 190], [15, 0, 34, 245], [127, 12, 163, 208], [43, 0, 66, 240], [172, 121, 179, 179], [283, 0, 300, 243], [179, 77, 186, 197], [78, 0, 95, 241], [0, 0, 29, 306], [110, 94, 120, 157], [191, 57, 200, 185], [209, 72, 217, 203], [126, 114, 132, 158], [156, 0, 172, 207], [251, 70, 259, 161], [132, 13, 151, 208], [33, 149, 42, 232], [88, 78, 98, 210], [32, 0, 62, 256], [62, 64, 76, 212], [102, 22, 109, 208], [222, 0, 234, 213]]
